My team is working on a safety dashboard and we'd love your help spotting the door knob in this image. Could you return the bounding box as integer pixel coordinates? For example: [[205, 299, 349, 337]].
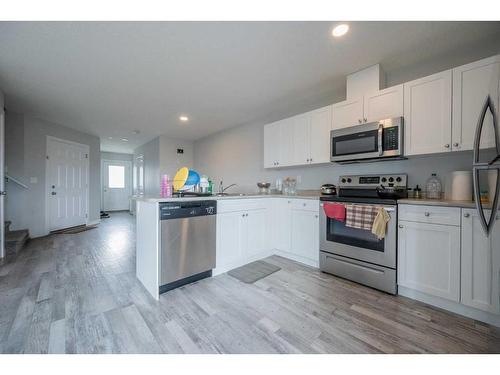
[[424, 212, 430, 217], [453, 142, 459, 148], [399, 225, 404, 228], [51, 192, 57, 195], [444, 144, 450, 148], [464, 213, 470, 218]]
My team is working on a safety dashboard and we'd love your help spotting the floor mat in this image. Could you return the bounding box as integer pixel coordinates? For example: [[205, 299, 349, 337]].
[[228, 260, 281, 283]]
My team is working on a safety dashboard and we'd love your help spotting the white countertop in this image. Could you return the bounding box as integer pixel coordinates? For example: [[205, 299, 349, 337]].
[[133, 192, 322, 203]]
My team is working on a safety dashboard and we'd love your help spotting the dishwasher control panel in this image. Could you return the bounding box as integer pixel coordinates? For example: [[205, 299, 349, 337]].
[[159, 200, 217, 220]]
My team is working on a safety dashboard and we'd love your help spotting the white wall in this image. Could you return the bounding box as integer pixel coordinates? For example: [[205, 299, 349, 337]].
[[133, 137, 160, 196], [101, 151, 133, 162], [5, 112, 101, 237]]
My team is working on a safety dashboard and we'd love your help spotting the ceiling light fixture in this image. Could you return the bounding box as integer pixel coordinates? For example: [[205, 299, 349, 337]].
[[121, 138, 129, 142], [332, 24, 349, 38], [179, 115, 189, 122]]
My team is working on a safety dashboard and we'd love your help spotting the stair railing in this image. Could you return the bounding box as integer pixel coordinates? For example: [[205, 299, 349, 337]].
[[5, 174, 28, 189]]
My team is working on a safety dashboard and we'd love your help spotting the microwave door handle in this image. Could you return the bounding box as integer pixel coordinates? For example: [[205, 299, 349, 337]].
[[378, 123, 383, 156]]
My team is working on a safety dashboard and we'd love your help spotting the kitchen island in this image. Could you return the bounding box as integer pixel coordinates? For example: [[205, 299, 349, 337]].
[[134, 193, 321, 300]]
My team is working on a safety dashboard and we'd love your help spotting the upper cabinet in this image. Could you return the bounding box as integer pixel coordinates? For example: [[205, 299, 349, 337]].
[[404, 70, 453, 156], [264, 105, 332, 169], [452, 55, 500, 152], [332, 85, 403, 130]]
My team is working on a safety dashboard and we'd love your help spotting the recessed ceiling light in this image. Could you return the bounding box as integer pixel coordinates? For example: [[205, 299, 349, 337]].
[[179, 115, 189, 122], [121, 138, 129, 142], [332, 24, 349, 38]]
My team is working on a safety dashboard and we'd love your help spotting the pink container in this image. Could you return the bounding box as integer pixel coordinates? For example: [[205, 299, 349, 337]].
[[160, 174, 172, 198]]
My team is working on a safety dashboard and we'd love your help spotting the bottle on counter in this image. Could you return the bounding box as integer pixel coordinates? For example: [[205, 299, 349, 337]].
[[161, 174, 172, 198], [414, 185, 422, 199], [425, 173, 442, 199]]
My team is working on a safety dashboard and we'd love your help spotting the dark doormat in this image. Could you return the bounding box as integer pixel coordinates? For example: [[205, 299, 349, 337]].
[[228, 260, 281, 283]]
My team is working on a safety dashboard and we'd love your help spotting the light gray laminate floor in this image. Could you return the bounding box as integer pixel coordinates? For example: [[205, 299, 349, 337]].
[[1, 212, 499, 354]]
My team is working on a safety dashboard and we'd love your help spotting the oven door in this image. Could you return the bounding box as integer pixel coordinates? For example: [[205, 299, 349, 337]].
[[319, 203, 397, 268]]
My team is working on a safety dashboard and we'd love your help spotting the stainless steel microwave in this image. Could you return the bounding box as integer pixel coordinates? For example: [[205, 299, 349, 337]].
[[330, 117, 404, 163]]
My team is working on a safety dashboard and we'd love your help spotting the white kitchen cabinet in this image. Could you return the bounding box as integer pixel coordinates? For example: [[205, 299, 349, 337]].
[[404, 70, 453, 156], [290, 209, 319, 265], [263, 121, 281, 168], [364, 84, 404, 123], [398, 220, 460, 302], [279, 118, 294, 167], [271, 198, 292, 252], [292, 114, 310, 165], [309, 105, 333, 164], [332, 97, 364, 130], [244, 208, 269, 259], [452, 55, 500, 152], [216, 211, 244, 271], [461, 208, 500, 314]]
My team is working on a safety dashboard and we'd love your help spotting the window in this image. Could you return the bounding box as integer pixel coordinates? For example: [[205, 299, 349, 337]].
[[108, 165, 125, 188]]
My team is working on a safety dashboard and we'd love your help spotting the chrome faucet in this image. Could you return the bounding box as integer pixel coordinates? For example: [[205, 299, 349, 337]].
[[219, 181, 237, 194]]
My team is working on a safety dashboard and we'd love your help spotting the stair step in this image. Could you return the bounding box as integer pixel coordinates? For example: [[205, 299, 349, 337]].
[[6, 229, 29, 255]]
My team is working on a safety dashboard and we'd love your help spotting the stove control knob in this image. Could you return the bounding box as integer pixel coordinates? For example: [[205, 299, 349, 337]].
[[381, 177, 387, 183], [388, 177, 394, 183], [396, 177, 402, 182], [347, 178, 352, 183], [341, 178, 346, 183]]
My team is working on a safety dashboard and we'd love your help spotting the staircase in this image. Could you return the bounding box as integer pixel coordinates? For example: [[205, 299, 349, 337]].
[[4, 220, 29, 255]]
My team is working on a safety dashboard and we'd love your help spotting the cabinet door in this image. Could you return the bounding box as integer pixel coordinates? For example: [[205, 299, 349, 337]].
[[291, 114, 310, 165], [332, 97, 364, 130], [264, 121, 280, 168], [461, 209, 500, 314], [452, 55, 500, 151], [278, 118, 294, 167], [404, 70, 452, 156], [244, 208, 269, 258], [272, 199, 292, 252], [216, 211, 244, 269], [290, 209, 319, 263], [398, 220, 460, 301], [309, 105, 333, 164], [364, 84, 404, 122]]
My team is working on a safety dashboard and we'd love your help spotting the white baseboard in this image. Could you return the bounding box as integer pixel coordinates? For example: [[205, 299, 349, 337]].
[[273, 250, 319, 268], [87, 219, 101, 226], [398, 286, 500, 327]]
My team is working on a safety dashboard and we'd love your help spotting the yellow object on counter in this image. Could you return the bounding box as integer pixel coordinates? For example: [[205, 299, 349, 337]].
[[371, 208, 391, 240], [173, 167, 189, 191]]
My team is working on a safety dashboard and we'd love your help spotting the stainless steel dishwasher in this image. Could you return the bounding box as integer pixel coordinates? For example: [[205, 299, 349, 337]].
[[159, 200, 217, 294]]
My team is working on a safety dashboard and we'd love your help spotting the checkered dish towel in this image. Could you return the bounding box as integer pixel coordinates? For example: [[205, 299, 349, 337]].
[[345, 204, 379, 230]]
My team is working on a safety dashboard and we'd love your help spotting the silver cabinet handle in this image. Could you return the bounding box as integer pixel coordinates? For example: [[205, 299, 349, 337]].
[[453, 142, 460, 148], [363, 118, 367, 123], [315, 215, 319, 219], [424, 212, 430, 217], [464, 213, 470, 218], [444, 144, 450, 148], [303, 203, 306, 207], [399, 225, 404, 228], [310, 158, 313, 162], [358, 119, 362, 124]]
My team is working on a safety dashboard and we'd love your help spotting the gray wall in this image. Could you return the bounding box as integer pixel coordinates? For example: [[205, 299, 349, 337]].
[[101, 151, 133, 162], [5, 112, 101, 237], [194, 50, 500, 197], [134, 135, 194, 195]]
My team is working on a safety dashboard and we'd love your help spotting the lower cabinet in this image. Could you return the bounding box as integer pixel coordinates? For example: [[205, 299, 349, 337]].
[[461, 208, 500, 314], [398, 220, 461, 302], [290, 208, 319, 265]]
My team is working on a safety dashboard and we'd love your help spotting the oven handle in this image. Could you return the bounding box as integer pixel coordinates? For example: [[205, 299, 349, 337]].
[[378, 123, 384, 156], [320, 203, 396, 212]]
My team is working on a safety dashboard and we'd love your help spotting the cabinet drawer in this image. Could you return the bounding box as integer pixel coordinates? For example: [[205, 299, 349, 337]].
[[399, 205, 460, 226], [217, 199, 269, 213], [290, 199, 319, 212]]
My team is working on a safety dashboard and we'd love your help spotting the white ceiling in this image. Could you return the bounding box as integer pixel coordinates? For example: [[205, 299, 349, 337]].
[[0, 21, 499, 153]]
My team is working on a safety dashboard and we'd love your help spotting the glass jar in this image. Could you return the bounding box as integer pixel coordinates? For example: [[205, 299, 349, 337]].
[[425, 173, 442, 199]]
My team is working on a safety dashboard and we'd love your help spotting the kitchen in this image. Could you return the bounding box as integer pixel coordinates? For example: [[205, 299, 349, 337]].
[[135, 52, 500, 327]]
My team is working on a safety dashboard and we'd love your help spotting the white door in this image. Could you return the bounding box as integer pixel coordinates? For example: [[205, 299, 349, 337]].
[[461, 209, 500, 314], [47, 137, 89, 231], [364, 84, 404, 122], [264, 121, 281, 168], [290, 209, 319, 264], [102, 160, 132, 211], [452, 55, 500, 151], [309, 105, 333, 164], [291, 114, 310, 165], [332, 97, 364, 129], [397, 220, 460, 302], [404, 70, 453, 156]]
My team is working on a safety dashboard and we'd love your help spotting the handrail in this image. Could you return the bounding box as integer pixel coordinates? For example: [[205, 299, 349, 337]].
[[5, 174, 28, 189]]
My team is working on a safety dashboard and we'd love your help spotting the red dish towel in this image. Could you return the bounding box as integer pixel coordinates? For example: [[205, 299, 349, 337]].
[[323, 203, 346, 222], [345, 204, 378, 230]]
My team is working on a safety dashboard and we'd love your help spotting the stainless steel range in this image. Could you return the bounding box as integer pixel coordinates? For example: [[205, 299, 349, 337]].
[[319, 174, 407, 294]]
